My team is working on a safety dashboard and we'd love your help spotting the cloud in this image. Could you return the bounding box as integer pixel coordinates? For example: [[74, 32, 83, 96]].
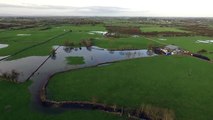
[[0, 3, 152, 16]]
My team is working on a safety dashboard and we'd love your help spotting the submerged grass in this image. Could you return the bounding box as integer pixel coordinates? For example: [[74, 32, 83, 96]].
[[48, 56, 213, 120], [66, 56, 85, 65]]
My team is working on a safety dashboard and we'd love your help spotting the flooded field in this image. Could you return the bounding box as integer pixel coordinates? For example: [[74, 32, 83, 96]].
[[0, 46, 155, 111], [0, 46, 154, 82]]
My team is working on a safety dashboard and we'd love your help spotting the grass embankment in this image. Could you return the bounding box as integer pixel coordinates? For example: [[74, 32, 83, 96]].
[[66, 57, 85, 65], [48, 56, 213, 120], [0, 79, 125, 120]]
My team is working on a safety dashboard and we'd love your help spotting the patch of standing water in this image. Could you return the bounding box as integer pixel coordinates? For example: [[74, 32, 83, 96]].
[[0, 56, 48, 82], [0, 44, 8, 49], [158, 38, 167, 41], [17, 34, 31, 36], [132, 35, 139, 38], [0, 55, 10, 60], [196, 40, 213, 44], [88, 31, 107, 35]]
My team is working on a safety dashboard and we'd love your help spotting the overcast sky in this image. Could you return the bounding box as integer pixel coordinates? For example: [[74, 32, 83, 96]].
[[0, 0, 213, 17]]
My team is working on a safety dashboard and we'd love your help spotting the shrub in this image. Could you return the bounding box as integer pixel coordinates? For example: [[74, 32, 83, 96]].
[[197, 49, 207, 53], [80, 39, 93, 47], [209, 51, 213, 54], [91, 97, 98, 103], [148, 44, 153, 51], [50, 48, 56, 58], [2, 72, 10, 79], [63, 40, 75, 47], [136, 105, 175, 120], [1, 70, 20, 83], [11, 70, 20, 81]]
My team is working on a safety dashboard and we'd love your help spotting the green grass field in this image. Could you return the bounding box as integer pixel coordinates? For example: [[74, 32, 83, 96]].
[[66, 56, 85, 65], [0, 79, 125, 120], [140, 25, 187, 32], [47, 56, 213, 120], [94, 36, 159, 50]]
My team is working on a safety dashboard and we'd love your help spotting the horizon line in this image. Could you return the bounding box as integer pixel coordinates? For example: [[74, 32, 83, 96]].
[[1, 15, 213, 18]]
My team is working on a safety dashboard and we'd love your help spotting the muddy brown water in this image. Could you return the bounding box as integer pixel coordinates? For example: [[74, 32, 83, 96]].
[[0, 46, 156, 112]]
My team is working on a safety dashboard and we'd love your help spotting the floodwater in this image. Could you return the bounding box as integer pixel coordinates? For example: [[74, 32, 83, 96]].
[[132, 35, 139, 38], [158, 38, 167, 41], [0, 46, 156, 111], [196, 40, 213, 44], [0, 56, 48, 82], [17, 34, 32, 36], [0, 46, 155, 82], [88, 31, 107, 35], [0, 44, 9, 60], [0, 56, 9, 60], [0, 44, 8, 49]]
